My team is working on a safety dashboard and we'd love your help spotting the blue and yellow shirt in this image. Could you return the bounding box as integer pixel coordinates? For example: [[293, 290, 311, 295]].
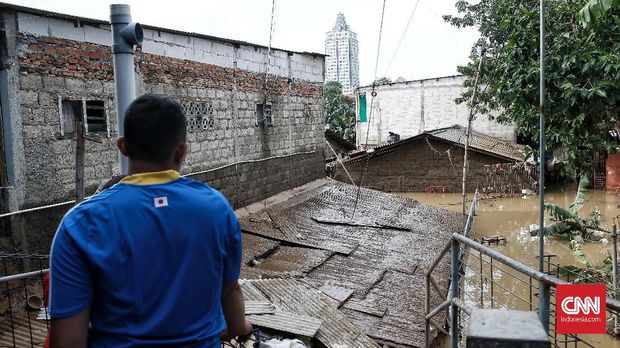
[[49, 170, 242, 347]]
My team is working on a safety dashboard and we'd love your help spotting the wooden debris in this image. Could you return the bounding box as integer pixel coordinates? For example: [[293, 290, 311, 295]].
[[479, 235, 507, 246]]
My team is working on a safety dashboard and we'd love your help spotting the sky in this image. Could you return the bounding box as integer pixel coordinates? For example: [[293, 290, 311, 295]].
[[5, 0, 480, 85]]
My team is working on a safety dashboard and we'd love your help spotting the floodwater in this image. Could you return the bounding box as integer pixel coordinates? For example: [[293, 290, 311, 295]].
[[399, 187, 620, 348]]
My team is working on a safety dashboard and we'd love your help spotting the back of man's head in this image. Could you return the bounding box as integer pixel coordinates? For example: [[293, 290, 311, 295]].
[[124, 95, 187, 163]]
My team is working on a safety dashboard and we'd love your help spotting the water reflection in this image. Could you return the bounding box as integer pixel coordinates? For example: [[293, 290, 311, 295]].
[[399, 188, 620, 347]]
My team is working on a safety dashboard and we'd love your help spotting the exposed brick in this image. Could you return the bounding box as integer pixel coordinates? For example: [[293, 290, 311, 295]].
[[334, 138, 511, 192], [12, 32, 326, 253]]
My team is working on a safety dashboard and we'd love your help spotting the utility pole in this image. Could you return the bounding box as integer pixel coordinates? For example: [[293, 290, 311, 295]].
[[461, 47, 485, 216], [538, 0, 549, 332], [75, 102, 85, 203], [110, 4, 143, 174]]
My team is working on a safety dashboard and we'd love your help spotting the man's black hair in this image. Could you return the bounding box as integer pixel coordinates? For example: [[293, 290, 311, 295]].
[[124, 95, 187, 163]]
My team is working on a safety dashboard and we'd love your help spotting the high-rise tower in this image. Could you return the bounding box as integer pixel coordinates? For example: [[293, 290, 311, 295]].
[[325, 13, 359, 94]]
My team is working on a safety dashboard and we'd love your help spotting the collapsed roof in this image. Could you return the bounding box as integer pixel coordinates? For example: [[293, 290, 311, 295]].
[[237, 180, 463, 347]]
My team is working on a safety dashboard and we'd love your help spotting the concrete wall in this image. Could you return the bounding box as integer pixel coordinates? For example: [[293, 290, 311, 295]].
[[356, 76, 516, 147], [0, 8, 325, 252], [334, 138, 512, 193]]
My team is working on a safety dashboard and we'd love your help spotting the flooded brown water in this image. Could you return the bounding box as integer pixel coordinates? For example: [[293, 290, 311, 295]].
[[399, 187, 620, 347]]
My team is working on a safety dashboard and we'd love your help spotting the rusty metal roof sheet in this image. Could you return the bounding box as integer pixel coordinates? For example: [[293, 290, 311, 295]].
[[240, 278, 380, 348]]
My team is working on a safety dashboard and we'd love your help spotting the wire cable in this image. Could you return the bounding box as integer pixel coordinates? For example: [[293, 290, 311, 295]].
[[352, 0, 386, 219], [372, 0, 387, 83], [383, 0, 421, 77], [364, 0, 387, 149], [264, 0, 277, 102]]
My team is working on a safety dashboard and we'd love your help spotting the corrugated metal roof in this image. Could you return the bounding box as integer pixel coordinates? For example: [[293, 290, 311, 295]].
[[241, 206, 359, 255], [247, 311, 322, 337], [245, 301, 276, 315], [240, 278, 380, 348], [0, 313, 47, 348], [427, 125, 524, 161], [347, 124, 524, 163], [239, 182, 461, 347]]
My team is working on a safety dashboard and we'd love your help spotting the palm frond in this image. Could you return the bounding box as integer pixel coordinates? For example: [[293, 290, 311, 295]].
[[544, 203, 575, 222], [570, 237, 591, 267], [569, 175, 589, 215], [530, 221, 574, 236]]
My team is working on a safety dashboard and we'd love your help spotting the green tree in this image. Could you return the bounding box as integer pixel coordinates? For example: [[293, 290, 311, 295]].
[[324, 81, 356, 143], [444, 1, 620, 169], [371, 77, 392, 86]]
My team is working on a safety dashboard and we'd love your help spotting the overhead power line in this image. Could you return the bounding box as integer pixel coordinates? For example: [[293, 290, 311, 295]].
[[372, 0, 387, 82], [352, 0, 387, 220], [383, 0, 421, 77]]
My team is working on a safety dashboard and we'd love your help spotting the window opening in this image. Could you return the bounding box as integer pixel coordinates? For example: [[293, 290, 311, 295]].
[[86, 100, 106, 133]]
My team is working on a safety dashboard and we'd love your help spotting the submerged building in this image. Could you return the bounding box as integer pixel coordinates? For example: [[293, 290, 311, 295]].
[[325, 13, 360, 94], [334, 125, 530, 193]]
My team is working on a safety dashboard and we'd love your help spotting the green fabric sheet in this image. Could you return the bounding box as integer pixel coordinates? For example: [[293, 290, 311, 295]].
[[359, 93, 367, 123]]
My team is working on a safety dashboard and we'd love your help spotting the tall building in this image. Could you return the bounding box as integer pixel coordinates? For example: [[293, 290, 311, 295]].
[[325, 13, 359, 94]]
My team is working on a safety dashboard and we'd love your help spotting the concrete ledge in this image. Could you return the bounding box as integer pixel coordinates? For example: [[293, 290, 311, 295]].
[[235, 178, 330, 218]]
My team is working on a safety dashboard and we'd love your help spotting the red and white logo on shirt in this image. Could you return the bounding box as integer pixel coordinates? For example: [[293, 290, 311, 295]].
[[154, 196, 168, 208]]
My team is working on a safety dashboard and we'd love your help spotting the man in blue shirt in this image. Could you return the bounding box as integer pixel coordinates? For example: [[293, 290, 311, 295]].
[[49, 95, 252, 347]]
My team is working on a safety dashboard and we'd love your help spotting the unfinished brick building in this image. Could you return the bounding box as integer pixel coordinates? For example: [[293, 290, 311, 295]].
[[0, 3, 325, 252], [334, 125, 526, 193]]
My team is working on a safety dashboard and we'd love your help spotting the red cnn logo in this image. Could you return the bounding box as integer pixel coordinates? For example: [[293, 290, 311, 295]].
[[556, 284, 606, 334]]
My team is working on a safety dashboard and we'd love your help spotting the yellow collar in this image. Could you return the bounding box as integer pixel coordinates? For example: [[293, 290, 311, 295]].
[[120, 170, 181, 185]]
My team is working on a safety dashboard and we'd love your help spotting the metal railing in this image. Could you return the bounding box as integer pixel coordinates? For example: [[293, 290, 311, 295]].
[[0, 253, 49, 347], [425, 198, 620, 347]]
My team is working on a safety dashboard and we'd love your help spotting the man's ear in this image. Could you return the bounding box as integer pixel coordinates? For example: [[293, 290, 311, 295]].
[[117, 137, 129, 156], [173, 141, 187, 167]]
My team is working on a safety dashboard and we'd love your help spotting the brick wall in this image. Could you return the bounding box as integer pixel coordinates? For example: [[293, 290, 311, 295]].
[[14, 32, 324, 204], [334, 138, 512, 193], [356, 76, 516, 147], [0, 8, 326, 253]]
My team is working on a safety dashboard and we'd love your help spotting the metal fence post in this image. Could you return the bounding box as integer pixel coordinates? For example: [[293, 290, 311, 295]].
[[539, 282, 550, 332], [451, 237, 460, 348], [425, 273, 431, 348], [613, 224, 618, 331]]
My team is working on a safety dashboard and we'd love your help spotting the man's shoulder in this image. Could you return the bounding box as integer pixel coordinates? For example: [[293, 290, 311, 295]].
[[176, 177, 230, 205], [60, 184, 128, 228]]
